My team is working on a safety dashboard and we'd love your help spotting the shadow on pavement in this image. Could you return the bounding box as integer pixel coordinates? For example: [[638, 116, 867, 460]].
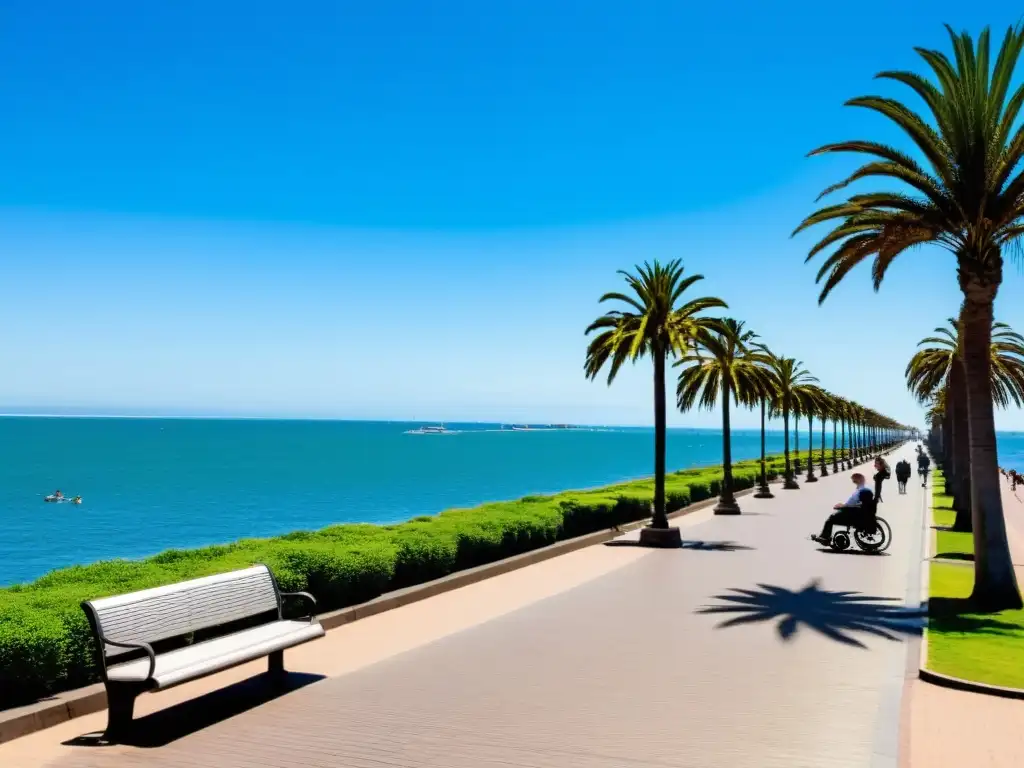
[[815, 547, 891, 557], [63, 671, 326, 749], [934, 552, 974, 562], [698, 579, 924, 648], [605, 539, 754, 552]]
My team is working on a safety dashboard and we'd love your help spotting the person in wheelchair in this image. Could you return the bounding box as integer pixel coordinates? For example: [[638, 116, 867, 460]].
[[811, 473, 875, 546]]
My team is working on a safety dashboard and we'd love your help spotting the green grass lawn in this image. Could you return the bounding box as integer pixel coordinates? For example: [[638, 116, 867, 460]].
[[926, 468, 1024, 688], [930, 477, 974, 560]]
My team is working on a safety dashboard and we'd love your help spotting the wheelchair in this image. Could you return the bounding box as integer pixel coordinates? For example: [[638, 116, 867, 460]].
[[824, 490, 892, 554], [829, 515, 892, 553]]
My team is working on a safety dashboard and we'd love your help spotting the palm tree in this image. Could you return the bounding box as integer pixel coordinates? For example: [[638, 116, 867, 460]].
[[799, 387, 822, 482], [752, 343, 780, 499], [767, 356, 819, 490], [826, 394, 842, 474], [907, 318, 1024, 530], [816, 389, 835, 477], [676, 318, 773, 514], [793, 398, 803, 477], [585, 260, 726, 545], [794, 25, 1024, 608]]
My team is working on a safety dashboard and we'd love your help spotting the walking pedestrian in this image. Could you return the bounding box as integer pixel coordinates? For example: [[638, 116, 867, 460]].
[[895, 458, 911, 494], [917, 452, 931, 487], [873, 457, 890, 503]]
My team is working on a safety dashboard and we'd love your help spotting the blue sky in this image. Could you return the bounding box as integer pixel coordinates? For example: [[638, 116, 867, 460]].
[[2, 2, 1023, 428]]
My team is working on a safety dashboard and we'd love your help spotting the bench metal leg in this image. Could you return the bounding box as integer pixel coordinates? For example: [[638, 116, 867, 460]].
[[268, 649, 285, 676], [104, 686, 137, 739]]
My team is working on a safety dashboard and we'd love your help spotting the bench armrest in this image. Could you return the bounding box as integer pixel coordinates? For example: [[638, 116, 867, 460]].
[[280, 591, 318, 621], [103, 638, 157, 681]]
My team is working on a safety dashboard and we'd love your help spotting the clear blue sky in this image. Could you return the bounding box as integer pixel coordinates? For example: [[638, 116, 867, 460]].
[[2, 2, 1023, 429]]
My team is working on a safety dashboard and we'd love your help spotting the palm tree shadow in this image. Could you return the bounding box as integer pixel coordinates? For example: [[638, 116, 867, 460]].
[[606, 539, 754, 552], [927, 596, 1023, 632], [698, 580, 925, 648]]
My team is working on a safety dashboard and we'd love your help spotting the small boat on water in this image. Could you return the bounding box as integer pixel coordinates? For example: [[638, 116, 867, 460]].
[[405, 424, 457, 435], [44, 494, 82, 504]]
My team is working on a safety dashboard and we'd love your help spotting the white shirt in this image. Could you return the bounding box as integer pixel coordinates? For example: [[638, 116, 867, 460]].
[[845, 485, 869, 506]]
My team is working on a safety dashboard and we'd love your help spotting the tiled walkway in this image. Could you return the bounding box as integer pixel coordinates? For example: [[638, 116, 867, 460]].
[[9, 456, 927, 768]]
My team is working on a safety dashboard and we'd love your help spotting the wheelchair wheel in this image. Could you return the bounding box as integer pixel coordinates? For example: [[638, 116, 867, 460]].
[[854, 517, 892, 553], [831, 531, 851, 551]]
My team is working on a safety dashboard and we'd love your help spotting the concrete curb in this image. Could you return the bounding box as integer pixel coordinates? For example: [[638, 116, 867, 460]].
[[0, 484, 759, 746], [917, 668, 1024, 700]]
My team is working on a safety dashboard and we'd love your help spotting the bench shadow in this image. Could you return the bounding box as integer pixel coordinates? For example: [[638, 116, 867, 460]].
[[62, 671, 325, 749], [605, 539, 754, 552], [698, 579, 924, 648]]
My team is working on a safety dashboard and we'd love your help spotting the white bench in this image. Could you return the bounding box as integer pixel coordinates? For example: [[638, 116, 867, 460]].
[[81, 564, 325, 736]]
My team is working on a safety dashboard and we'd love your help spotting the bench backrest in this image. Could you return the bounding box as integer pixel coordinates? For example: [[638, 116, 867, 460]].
[[82, 565, 281, 658]]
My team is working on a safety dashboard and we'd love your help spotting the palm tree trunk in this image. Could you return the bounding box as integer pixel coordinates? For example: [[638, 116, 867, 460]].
[[783, 402, 798, 490], [820, 416, 829, 476], [652, 350, 668, 528], [841, 419, 847, 469], [715, 380, 740, 514], [960, 284, 1022, 610], [949, 358, 972, 532], [832, 419, 839, 474], [794, 415, 801, 475], [755, 398, 772, 498], [805, 414, 817, 481], [941, 405, 953, 494]]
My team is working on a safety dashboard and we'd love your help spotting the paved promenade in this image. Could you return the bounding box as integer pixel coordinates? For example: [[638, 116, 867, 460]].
[[3, 455, 926, 768]]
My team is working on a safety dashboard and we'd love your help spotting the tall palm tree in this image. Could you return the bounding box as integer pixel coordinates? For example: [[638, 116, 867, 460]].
[[751, 343, 780, 499], [794, 25, 1024, 608], [816, 389, 835, 477], [585, 260, 726, 544], [676, 318, 773, 514], [767, 356, 819, 490], [827, 394, 842, 474], [799, 387, 822, 482], [907, 318, 1024, 530]]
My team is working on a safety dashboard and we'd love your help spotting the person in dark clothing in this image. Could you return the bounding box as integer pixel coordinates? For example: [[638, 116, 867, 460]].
[[917, 452, 931, 486], [811, 473, 874, 545], [873, 457, 890, 503], [895, 459, 911, 494]]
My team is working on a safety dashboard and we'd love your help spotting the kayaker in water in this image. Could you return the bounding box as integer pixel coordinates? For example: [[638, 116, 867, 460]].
[[53, 490, 63, 500]]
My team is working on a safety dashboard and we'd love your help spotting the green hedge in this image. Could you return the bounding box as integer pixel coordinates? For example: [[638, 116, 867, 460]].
[[0, 449, 850, 709]]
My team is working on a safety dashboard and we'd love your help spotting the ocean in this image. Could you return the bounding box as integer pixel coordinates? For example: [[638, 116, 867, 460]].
[[0, 416, 1012, 586]]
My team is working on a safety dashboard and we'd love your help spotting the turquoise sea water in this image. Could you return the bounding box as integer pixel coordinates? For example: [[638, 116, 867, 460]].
[[0, 416, 1008, 587], [0, 417, 789, 585]]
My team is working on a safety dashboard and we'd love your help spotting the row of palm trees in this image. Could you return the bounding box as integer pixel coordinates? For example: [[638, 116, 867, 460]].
[[907, 318, 1024, 526], [677, 317, 907, 512], [794, 23, 1024, 610], [584, 260, 910, 532]]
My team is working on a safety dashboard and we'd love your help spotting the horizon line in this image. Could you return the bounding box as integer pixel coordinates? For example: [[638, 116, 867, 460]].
[[0, 412, 892, 432]]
